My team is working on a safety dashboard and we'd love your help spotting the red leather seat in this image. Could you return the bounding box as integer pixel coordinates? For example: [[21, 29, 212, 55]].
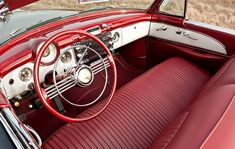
[[43, 57, 210, 149], [151, 56, 235, 149]]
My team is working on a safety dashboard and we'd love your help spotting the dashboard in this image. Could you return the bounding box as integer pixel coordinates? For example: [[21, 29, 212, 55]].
[[0, 21, 150, 100]]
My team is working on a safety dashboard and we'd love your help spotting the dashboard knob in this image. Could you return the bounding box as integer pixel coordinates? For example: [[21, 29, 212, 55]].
[[14, 101, 20, 107], [102, 24, 109, 28]]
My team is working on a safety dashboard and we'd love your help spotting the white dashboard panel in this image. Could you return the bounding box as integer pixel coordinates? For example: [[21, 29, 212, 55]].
[[121, 21, 150, 46], [149, 22, 227, 55], [1, 21, 151, 99], [1, 47, 77, 99]]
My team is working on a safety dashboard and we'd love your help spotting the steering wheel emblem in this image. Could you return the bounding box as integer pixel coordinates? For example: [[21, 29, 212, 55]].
[[76, 66, 94, 86]]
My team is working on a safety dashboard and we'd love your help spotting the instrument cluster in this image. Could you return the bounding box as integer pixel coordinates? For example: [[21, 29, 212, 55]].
[[0, 28, 122, 100], [0, 20, 152, 100]]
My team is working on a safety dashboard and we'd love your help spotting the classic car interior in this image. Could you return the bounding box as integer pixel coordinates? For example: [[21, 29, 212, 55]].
[[1, 0, 235, 148]]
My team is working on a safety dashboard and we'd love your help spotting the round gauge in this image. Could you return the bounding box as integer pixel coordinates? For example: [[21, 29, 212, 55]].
[[61, 51, 72, 63], [19, 68, 32, 82], [43, 48, 51, 57], [113, 32, 120, 42], [38, 42, 59, 65]]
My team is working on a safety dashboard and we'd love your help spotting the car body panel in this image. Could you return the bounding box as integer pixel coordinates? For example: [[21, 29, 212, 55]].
[[4, 0, 39, 10]]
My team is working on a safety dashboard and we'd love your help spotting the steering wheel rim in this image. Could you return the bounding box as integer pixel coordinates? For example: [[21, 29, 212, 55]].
[[33, 30, 117, 123]]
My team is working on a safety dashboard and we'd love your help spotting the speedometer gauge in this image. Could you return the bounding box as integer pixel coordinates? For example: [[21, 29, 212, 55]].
[[38, 42, 59, 65]]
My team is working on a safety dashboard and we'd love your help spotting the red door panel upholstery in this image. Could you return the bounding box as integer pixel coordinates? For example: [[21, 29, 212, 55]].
[[43, 57, 210, 148], [147, 38, 227, 73]]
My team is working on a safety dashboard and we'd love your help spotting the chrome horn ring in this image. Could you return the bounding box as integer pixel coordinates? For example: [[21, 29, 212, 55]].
[[52, 45, 108, 107]]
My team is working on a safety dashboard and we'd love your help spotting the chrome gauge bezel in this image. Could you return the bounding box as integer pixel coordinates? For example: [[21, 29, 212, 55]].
[[19, 67, 33, 82], [37, 42, 59, 66]]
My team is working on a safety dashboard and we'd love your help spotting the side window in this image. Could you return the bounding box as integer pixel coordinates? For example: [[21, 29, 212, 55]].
[[187, 0, 235, 29], [159, 0, 186, 17]]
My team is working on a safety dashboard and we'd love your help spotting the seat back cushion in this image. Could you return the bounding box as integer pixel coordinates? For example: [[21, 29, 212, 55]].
[[43, 57, 210, 149], [151, 57, 235, 149]]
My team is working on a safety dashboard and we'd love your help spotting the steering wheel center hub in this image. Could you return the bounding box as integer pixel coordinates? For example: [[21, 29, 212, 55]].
[[75, 65, 94, 86]]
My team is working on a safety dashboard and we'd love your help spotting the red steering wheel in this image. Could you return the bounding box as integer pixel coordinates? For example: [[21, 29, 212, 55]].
[[33, 30, 117, 122]]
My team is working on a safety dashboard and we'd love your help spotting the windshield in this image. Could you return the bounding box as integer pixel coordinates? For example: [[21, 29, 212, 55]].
[[0, 0, 154, 45], [24, 0, 154, 11]]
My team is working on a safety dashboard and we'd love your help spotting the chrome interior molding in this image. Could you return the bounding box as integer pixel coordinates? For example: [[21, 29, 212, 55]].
[[149, 22, 227, 55], [0, 108, 40, 149]]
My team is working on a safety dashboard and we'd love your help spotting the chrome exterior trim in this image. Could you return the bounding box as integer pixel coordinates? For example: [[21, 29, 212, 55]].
[[0, 108, 40, 149]]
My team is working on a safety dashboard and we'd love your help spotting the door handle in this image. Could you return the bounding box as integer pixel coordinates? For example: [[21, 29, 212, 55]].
[[183, 31, 198, 40]]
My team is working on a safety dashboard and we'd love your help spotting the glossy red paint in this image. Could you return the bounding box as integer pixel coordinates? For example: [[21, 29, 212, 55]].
[[0, 2, 5, 9], [34, 30, 117, 122], [0, 90, 11, 108], [0, 10, 151, 77], [0, 10, 149, 53], [151, 14, 185, 27], [4, 0, 38, 10], [0, 47, 33, 77]]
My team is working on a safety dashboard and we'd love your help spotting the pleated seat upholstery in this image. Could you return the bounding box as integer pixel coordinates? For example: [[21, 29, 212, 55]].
[[43, 57, 210, 149]]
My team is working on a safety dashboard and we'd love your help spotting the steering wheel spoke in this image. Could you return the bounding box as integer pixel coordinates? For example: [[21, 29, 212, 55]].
[[45, 76, 76, 99], [90, 57, 110, 75], [77, 48, 88, 65]]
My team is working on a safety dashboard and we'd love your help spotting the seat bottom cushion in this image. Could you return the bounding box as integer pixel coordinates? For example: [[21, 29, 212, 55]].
[[43, 57, 210, 149]]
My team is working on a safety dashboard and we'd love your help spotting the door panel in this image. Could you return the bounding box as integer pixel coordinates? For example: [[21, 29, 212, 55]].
[[148, 15, 227, 73], [146, 0, 230, 73], [147, 38, 227, 73], [185, 20, 235, 56], [149, 22, 227, 55]]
